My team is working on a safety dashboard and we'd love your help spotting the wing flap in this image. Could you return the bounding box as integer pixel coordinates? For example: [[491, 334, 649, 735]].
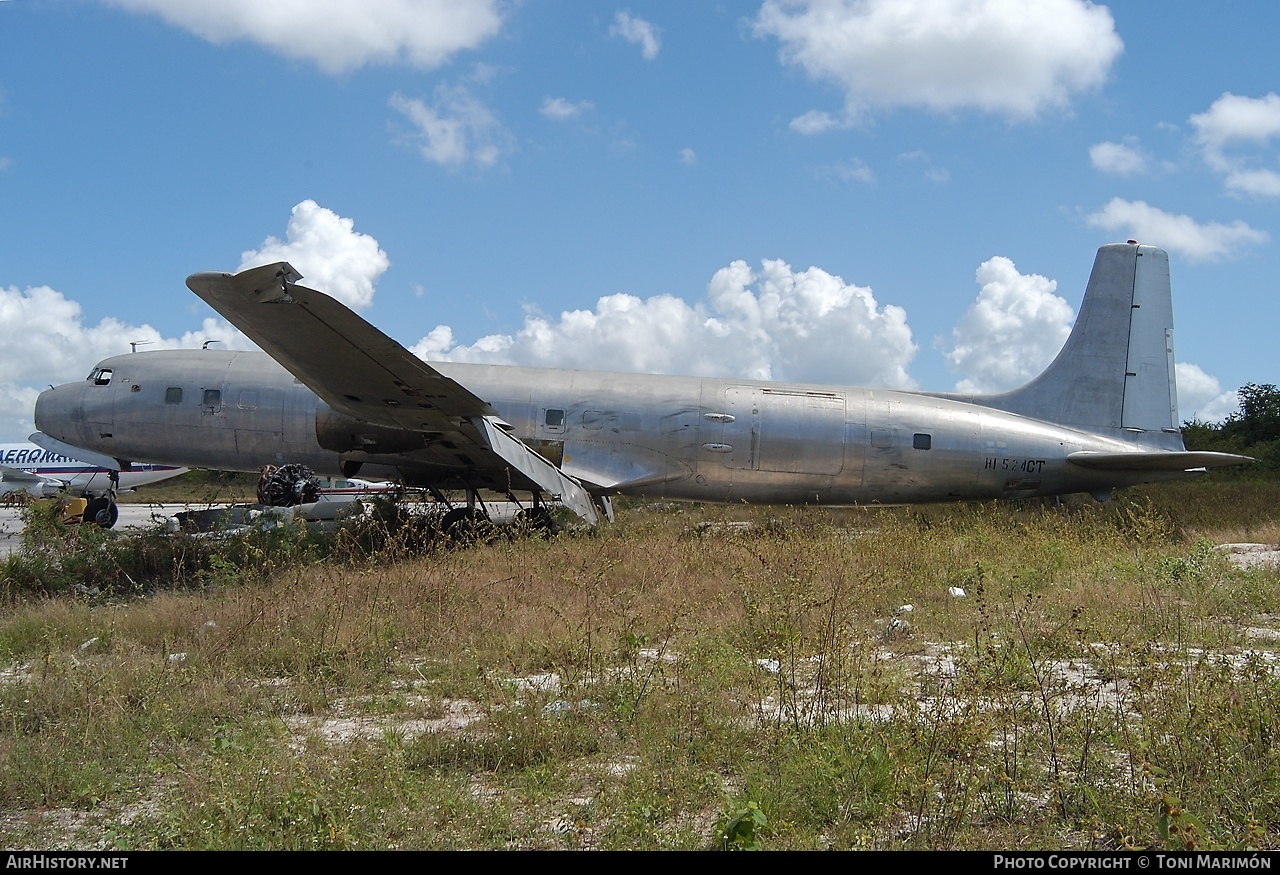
[[1067, 450, 1256, 471], [475, 417, 600, 525]]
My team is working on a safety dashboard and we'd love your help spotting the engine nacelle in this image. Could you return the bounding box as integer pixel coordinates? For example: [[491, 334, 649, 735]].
[[315, 409, 430, 456]]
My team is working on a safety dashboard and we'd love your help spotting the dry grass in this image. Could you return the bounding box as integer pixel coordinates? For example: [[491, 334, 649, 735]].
[[1, 479, 1279, 850]]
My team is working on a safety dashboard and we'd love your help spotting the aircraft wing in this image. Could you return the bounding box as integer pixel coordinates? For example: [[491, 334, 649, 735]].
[[0, 464, 58, 497], [1067, 450, 1256, 471], [0, 465, 49, 484], [30, 432, 123, 472], [187, 263, 494, 429], [186, 263, 601, 524]]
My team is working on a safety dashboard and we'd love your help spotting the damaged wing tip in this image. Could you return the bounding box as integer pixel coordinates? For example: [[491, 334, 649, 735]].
[[185, 262, 304, 297], [273, 263, 303, 284]]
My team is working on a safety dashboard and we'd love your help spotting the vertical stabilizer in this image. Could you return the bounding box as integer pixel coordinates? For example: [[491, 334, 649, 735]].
[[978, 243, 1183, 449]]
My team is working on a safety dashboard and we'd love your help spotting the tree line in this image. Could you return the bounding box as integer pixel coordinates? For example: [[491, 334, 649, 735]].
[[1182, 382, 1280, 473]]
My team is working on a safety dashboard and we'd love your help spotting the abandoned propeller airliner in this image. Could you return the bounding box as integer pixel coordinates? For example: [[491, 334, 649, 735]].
[[31, 242, 1254, 531]]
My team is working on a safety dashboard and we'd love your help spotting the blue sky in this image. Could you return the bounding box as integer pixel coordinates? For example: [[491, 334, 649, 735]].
[[1, 0, 1277, 442]]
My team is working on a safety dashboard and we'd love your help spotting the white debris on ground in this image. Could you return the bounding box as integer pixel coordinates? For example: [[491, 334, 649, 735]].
[[284, 696, 484, 747], [509, 671, 562, 693], [1216, 543, 1280, 570], [883, 616, 911, 639]]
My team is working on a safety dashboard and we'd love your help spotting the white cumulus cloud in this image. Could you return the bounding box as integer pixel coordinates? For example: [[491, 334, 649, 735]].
[[816, 158, 875, 184], [540, 97, 593, 120], [413, 259, 918, 388], [943, 256, 1074, 394], [238, 200, 390, 312], [1190, 92, 1280, 155], [3, 198, 392, 439], [1089, 139, 1147, 175], [754, 0, 1122, 125], [107, 0, 504, 74], [0, 284, 253, 441], [1085, 198, 1268, 263], [610, 10, 661, 60], [390, 85, 514, 168], [1175, 362, 1239, 424], [1189, 92, 1280, 198], [1222, 169, 1280, 198], [790, 110, 845, 135]]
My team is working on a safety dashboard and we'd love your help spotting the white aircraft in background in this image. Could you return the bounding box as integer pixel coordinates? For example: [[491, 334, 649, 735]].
[[314, 476, 399, 499], [0, 440, 187, 528], [309, 475, 394, 496]]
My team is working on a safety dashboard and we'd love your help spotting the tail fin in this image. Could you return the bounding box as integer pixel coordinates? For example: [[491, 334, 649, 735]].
[[980, 242, 1183, 449]]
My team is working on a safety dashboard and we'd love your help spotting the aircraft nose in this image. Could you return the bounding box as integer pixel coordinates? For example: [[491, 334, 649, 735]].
[[34, 380, 88, 445], [34, 385, 55, 433]]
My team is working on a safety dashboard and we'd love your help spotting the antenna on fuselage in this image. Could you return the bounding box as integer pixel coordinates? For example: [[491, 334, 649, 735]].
[[130, 340, 153, 353], [202, 340, 223, 349]]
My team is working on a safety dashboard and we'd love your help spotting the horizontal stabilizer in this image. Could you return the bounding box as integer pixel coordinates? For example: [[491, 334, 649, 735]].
[[1067, 450, 1255, 472]]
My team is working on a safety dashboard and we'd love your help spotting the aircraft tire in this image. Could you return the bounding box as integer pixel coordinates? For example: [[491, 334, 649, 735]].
[[83, 497, 119, 529], [514, 506, 558, 537], [441, 507, 493, 544]]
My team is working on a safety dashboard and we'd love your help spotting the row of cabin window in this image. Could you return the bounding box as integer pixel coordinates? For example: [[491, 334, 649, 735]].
[[164, 387, 260, 410]]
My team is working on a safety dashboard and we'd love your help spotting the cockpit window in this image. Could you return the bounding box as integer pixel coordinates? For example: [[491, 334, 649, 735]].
[[89, 368, 113, 386]]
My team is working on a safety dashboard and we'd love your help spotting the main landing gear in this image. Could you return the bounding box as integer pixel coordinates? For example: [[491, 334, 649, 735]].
[[513, 505, 557, 537], [437, 488, 560, 543], [440, 506, 496, 543], [82, 470, 120, 528], [82, 495, 119, 529]]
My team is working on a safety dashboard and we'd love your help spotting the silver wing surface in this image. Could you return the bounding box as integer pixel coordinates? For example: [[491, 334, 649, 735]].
[[186, 262, 601, 524], [0, 464, 54, 495], [30, 432, 123, 472]]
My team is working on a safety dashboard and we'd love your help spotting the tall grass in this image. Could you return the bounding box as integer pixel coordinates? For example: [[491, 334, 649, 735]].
[[0, 479, 1278, 849]]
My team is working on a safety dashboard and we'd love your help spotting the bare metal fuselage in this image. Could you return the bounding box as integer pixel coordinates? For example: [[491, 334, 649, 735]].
[[38, 348, 1183, 508], [34, 243, 1254, 521]]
